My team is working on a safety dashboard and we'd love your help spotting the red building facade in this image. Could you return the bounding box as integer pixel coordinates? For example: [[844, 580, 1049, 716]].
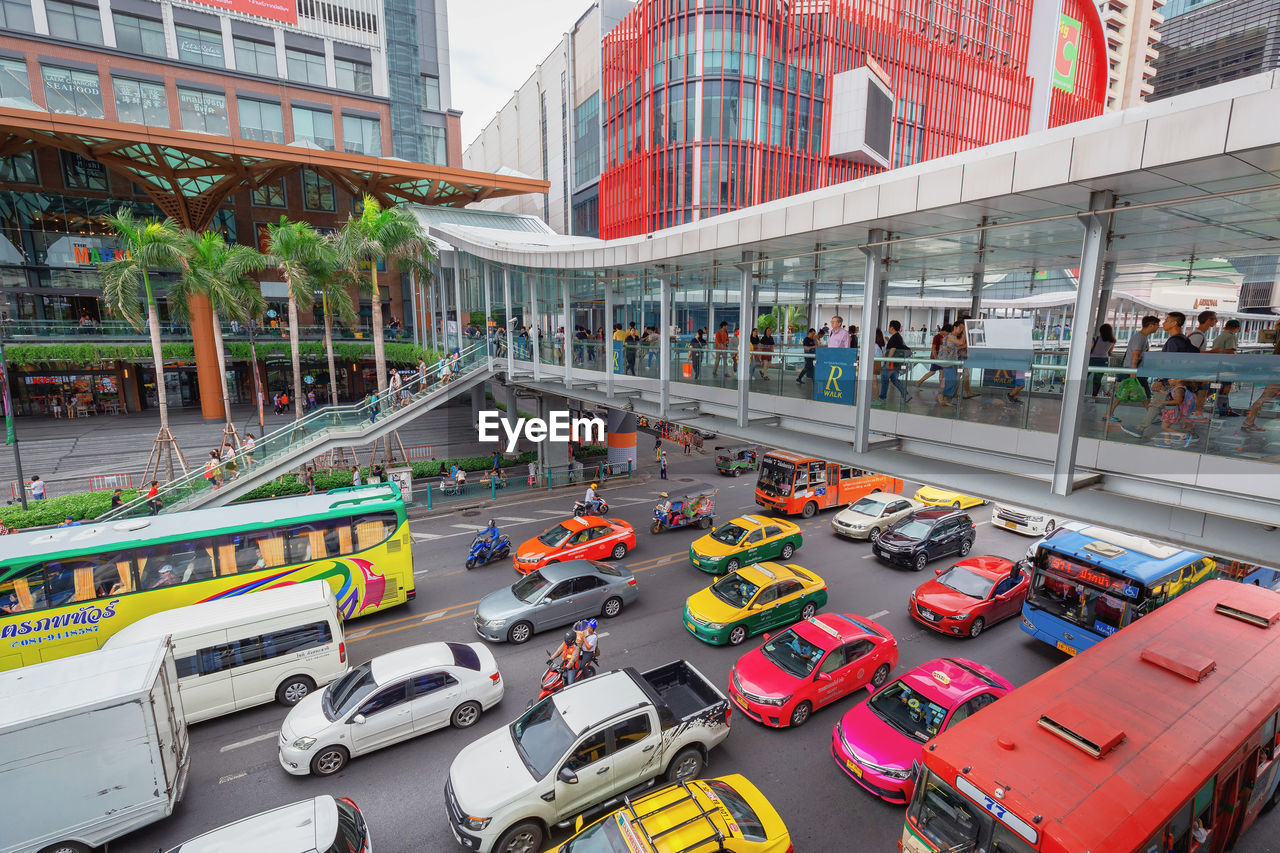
[[599, 0, 1107, 238]]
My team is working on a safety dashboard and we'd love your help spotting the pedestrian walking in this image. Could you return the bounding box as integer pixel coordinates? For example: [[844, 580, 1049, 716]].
[[878, 321, 913, 404], [1089, 324, 1117, 397], [826, 316, 850, 348], [365, 391, 379, 424], [146, 480, 161, 515], [352, 465, 362, 486], [305, 467, 316, 495], [204, 451, 222, 490], [937, 322, 965, 407], [654, 435, 663, 462], [30, 475, 45, 501], [690, 329, 706, 379], [713, 322, 730, 378], [528, 460, 537, 487], [797, 327, 817, 384], [915, 326, 949, 390], [110, 489, 124, 510], [243, 433, 256, 467], [659, 451, 668, 479], [220, 442, 238, 479]]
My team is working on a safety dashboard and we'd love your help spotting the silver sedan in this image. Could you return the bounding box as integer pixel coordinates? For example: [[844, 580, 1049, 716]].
[[473, 560, 638, 644]]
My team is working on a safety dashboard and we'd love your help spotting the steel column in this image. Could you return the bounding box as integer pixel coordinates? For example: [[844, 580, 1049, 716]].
[[605, 274, 615, 399], [503, 268, 514, 378], [735, 260, 754, 428], [1093, 260, 1117, 332], [427, 262, 440, 354], [410, 270, 420, 348], [451, 250, 465, 354], [562, 278, 572, 382], [483, 265, 493, 370], [659, 274, 671, 417], [969, 269, 984, 318], [855, 231, 886, 454], [1052, 193, 1114, 496], [531, 273, 542, 382]]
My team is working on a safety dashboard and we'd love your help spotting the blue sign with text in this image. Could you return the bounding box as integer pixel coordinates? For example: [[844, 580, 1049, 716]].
[[814, 348, 858, 405]]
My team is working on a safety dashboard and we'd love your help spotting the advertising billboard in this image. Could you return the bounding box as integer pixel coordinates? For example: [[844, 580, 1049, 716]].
[[185, 0, 297, 26], [1052, 14, 1081, 93]]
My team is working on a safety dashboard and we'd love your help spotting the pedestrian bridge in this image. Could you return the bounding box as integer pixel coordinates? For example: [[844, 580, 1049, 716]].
[[424, 72, 1280, 566]]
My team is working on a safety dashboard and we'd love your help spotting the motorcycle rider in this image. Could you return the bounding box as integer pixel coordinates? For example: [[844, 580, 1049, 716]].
[[583, 481, 603, 515], [552, 630, 581, 685], [477, 519, 501, 554], [578, 619, 600, 674]]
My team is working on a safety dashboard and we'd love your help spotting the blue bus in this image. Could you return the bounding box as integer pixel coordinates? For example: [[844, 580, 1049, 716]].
[[1019, 525, 1215, 656]]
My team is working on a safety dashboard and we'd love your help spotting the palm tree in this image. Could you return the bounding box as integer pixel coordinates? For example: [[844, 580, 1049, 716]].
[[336, 197, 435, 397], [266, 217, 330, 420], [172, 230, 267, 445], [319, 233, 358, 408], [100, 208, 186, 481]]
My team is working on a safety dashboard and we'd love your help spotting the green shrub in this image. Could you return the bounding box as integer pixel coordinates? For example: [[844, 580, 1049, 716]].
[[0, 489, 140, 528]]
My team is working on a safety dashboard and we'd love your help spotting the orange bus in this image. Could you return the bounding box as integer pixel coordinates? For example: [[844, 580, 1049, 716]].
[[903, 579, 1280, 853], [754, 451, 902, 518]]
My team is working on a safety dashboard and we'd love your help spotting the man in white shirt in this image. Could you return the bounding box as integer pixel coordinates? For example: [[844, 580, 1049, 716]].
[[826, 316, 850, 348]]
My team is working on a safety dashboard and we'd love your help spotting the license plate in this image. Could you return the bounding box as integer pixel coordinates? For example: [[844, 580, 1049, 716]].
[[922, 612, 937, 622], [734, 693, 747, 710], [1056, 641, 1077, 656], [1002, 520, 1018, 529], [686, 621, 696, 632], [844, 759, 863, 778]]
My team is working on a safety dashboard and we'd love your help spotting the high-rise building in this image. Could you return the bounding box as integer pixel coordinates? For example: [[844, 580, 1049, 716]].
[[1149, 0, 1280, 100], [1098, 0, 1164, 111], [466, 0, 1109, 239]]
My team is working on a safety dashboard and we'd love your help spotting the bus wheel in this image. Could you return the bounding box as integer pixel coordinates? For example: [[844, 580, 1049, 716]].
[[802, 501, 817, 519], [39, 843, 90, 853]]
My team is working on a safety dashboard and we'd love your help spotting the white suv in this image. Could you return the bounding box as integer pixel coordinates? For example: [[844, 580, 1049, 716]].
[[162, 795, 371, 853]]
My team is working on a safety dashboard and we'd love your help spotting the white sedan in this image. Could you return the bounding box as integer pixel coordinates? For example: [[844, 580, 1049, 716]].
[[992, 503, 1061, 537], [279, 642, 503, 776], [831, 493, 924, 541]]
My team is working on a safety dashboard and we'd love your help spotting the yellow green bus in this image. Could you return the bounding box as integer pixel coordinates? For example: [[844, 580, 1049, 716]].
[[0, 483, 415, 670]]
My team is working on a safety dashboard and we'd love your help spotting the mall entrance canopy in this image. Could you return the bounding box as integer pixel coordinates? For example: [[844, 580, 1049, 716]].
[[424, 72, 1280, 565]]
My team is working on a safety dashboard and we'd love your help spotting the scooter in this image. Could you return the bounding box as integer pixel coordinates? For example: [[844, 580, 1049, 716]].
[[573, 497, 610, 517], [465, 530, 512, 570], [528, 653, 600, 708]]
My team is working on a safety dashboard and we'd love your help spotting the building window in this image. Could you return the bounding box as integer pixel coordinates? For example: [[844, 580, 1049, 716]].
[[175, 25, 225, 67], [286, 48, 326, 86], [0, 56, 30, 101], [177, 87, 228, 135], [113, 77, 169, 127], [0, 151, 37, 183], [41, 65, 103, 118], [335, 58, 373, 96], [573, 92, 599, 187], [421, 75, 440, 111], [59, 150, 108, 191], [292, 105, 334, 149], [251, 178, 286, 207], [45, 0, 102, 44], [234, 38, 277, 78], [238, 98, 284, 143], [424, 126, 446, 165], [113, 12, 164, 55], [0, 0, 35, 31], [302, 168, 335, 211], [341, 114, 380, 156]]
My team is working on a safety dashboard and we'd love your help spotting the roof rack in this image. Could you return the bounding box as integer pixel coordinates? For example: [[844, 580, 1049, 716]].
[[619, 780, 729, 853]]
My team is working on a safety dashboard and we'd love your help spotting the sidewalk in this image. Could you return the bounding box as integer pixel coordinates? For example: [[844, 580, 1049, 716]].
[[0, 401, 492, 499]]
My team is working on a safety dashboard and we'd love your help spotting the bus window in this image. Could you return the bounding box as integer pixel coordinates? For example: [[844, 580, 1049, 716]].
[[352, 512, 397, 551], [1162, 801, 1194, 853], [990, 822, 1037, 853], [221, 531, 288, 574], [1261, 713, 1277, 762], [0, 564, 47, 613], [136, 540, 217, 588], [56, 551, 136, 602], [286, 520, 345, 562], [908, 772, 983, 850]]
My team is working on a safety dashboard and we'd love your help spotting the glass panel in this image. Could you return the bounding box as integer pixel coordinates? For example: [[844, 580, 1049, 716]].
[[42, 65, 103, 118], [420, 74, 440, 110], [341, 114, 381, 156], [292, 105, 334, 149], [113, 12, 164, 55], [113, 77, 169, 127], [335, 58, 374, 96], [177, 87, 228, 135], [251, 178, 286, 207], [0, 0, 36, 31], [175, 25, 225, 67], [302, 168, 336, 211], [238, 98, 284, 143], [0, 56, 30, 101], [45, 0, 102, 44], [233, 38, 277, 77], [286, 48, 326, 86]]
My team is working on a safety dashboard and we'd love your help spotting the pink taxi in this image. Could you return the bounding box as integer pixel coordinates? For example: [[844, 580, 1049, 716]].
[[829, 657, 1012, 804]]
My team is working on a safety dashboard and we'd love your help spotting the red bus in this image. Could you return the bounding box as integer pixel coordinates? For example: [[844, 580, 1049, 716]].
[[902, 579, 1280, 853], [754, 451, 902, 518]]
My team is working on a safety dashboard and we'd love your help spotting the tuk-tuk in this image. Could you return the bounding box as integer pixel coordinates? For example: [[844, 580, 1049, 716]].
[[652, 490, 717, 534], [715, 445, 759, 476]]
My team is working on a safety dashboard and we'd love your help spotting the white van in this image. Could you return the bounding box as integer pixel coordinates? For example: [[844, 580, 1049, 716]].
[[104, 581, 348, 723]]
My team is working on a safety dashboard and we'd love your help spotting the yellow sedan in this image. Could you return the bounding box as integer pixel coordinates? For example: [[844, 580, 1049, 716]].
[[684, 562, 828, 646], [913, 485, 985, 509], [548, 774, 791, 853], [688, 515, 804, 575]]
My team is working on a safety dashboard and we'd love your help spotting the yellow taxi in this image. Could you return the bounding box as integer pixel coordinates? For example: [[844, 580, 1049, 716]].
[[688, 515, 804, 575], [683, 562, 828, 646], [913, 485, 985, 509], [547, 775, 792, 853]]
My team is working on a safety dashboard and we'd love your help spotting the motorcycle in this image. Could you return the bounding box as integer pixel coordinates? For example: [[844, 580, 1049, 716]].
[[573, 497, 610, 517], [465, 530, 512, 570], [528, 653, 600, 708]]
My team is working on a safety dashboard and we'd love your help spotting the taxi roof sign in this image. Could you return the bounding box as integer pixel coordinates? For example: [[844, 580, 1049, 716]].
[[750, 563, 777, 580], [809, 616, 841, 638], [932, 670, 952, 686]]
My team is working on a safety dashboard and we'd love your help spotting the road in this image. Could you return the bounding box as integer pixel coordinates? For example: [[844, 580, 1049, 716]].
[[114, 451, 1280, 853]]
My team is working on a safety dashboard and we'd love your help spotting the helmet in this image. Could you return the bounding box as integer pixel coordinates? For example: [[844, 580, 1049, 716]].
[[591, 482, 599, 489], [587, 619, 598, 630], [564, 630, 577, 645], [488, 519, 495, 526]]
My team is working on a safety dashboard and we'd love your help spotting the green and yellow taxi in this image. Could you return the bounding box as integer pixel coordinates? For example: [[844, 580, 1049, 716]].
[[548, 774, 792, 853], [688, 515, 803, 575], [683, 562, 828, 646]]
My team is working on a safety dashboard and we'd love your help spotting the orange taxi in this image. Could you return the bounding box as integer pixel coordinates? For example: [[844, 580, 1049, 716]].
[[513, 516, 636, 574]]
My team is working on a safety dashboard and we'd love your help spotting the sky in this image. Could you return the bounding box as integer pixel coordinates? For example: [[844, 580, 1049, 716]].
[[448, 0, 597, 146]]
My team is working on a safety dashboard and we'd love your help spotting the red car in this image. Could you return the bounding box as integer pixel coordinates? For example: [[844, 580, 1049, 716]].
[[908, 555, 1027, 638], [727, 613, 898, 728], [512, 515, 635, 575]]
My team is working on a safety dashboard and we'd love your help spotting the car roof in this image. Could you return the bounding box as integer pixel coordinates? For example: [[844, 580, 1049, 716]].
[[910, 507, 966, 522], [854, 492, 898, 505], [168, 796, 335, 853], [537, 560, 608, 582], [897, 658, 1005, 706], [948, 555, 1017, 579], [371, 643, 462, 683], [792, 613, 879, 646], [738, 562, 818, 585], [106, 581, 334, 645], [730, 515, 778, 529], [553, 671, 650, 734]]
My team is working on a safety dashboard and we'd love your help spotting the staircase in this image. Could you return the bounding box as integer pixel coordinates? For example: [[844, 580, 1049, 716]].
[[101, 343, 492, 518]]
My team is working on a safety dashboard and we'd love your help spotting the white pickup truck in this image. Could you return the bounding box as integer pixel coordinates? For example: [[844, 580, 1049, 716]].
[[445, 660, 732, 853]]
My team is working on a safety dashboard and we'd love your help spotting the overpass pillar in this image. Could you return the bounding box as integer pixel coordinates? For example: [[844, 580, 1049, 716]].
[[190, 293, 223, 420], [539, 393, 570, 475], [734, 258, 754, 428], [659, 273, 671, 417], [1093, 260, 1117, 331], [606, 409, 637, 473], [470, 384, 484, 428], [855, 231, 886, 453], [605, 273, 615, 399]]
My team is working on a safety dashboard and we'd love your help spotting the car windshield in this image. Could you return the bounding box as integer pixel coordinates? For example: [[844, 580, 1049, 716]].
[[908, 771, 984, 852], [557, 815, 633, 853], [511, 699, 576, 780], [537, 525, 573, 547], [323, 663, 377, 721], [593, 561, 623, 577], [327, 798, 368, 853], [892, 519, 933, 540], [848, 497, 887, 516], [513, 571, 551, 602], [710, 522, 748, 545], [706, 780, 768, 842], [761, 628, 827, 677], [711, 572, 759, 607], [936, 566, 996, 599], [868, 679, 949, 743]]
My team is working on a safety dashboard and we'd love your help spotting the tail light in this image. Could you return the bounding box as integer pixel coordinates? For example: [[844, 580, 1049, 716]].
[[627, 578, 638, 586], [724, 704, 733, 727], [490, 672, 501, 684], [339, 642, 346, 664]]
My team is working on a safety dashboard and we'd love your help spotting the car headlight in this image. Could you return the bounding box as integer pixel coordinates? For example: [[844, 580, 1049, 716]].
[[757, 694, 790, 706], [1028, 514, 1044, 523], [485, 618, 507, 628], [882, 766, 913, 780], [291, 736, 317, 750], [463, 815, 492, 831], [953, 613, 970, 620], [705, 622, 727, 630]]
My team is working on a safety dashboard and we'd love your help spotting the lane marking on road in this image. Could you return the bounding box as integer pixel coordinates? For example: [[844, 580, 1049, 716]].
[[868, 609, 890, 619], [420, 611, 446, 621], [536, 509, 564, 515], [219, 772, 248, 784], [861, 553, 878, 560], [219, 732, 278, 753], [496, 516, 535, 523], [411, 533, 442, 542], [346, 629, 372, 640], [350, 598, 484, 635], [975, 520, 990, 526], [452, 524, 480, 530]]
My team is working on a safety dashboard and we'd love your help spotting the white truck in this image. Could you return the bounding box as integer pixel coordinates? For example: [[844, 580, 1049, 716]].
[[1, 637, 190, 853], [445, 660, 732, 853]]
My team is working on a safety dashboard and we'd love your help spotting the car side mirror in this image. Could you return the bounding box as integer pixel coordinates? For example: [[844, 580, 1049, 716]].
[[934, 567, 944, 575], [352, 714, 367, 725], [558, 766, 579, 784], [816, 672, 833, 682], [762, 633, 772, 642]]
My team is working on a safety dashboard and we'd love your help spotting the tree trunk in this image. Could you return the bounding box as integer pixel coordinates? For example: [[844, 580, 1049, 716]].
[[210, 302, 235, 445], [287, 283, 304, 420], [370, 268, 388, 393], [323, 293, 339, 408], [144, 275, 178, 481]]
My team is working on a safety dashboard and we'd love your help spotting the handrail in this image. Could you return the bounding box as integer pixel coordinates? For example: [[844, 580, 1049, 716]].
[[99, 341, 490, 519]]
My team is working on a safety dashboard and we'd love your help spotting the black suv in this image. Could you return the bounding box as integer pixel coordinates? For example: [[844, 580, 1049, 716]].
[[873, 508, 976, 571]]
